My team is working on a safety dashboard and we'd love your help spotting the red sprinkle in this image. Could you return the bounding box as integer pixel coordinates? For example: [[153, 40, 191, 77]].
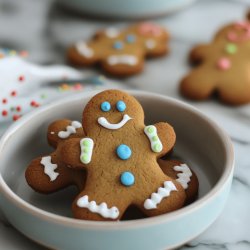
[[19, 50, 28, 58], [18, 75, 25, 82], [30, 101, 36, 106], [10, 90, 17, 97], [16, 106, 22, 112], [2, 110, 8, 116], [13, 114, 21, 121], [2, 98, 7, 104]]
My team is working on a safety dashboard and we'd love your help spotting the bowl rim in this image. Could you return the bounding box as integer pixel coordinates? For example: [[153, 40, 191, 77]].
[[0, 90, 234, 230]]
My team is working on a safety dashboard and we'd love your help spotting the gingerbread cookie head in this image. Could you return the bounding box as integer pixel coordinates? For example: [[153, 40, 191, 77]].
[[67, 22, 169, 76], [214, 22, 250, 43], [82, 89, 144, 136], [58, 90, 186, 221], [180, 21, 250, 105]]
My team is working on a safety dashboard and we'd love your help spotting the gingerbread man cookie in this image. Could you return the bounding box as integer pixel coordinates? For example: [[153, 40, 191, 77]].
[[67, 23, 169, 76], [158, 159, 199, 204], [54, 90, 185, 221], [25, 119, 86, 194], [180, 21, 250, 105]]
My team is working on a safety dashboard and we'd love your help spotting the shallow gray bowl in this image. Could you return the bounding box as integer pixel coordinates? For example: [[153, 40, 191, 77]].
[[0, 90, 234, 250]]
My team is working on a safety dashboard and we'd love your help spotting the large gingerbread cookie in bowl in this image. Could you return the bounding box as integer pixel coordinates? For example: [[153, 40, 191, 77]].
[[58, 90, 186, 221], [180, 21, 250, 105]]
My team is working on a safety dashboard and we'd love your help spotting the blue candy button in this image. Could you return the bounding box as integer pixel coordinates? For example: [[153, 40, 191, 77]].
[[126, 34, 136, 43], [101, 101, 111, 112], [116, 100, 126, 112], [120, 171, 135, 187], [116, 144, 131, 160], [113, 41, 123, 50]]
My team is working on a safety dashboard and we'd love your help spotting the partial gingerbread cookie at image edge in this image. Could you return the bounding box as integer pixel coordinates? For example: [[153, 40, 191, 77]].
[[25, 119, 86, 194], [67, 22, 169, 76], [180, 21, 250, 105], [158, 159, 199, 204], [56, 89, 186, 221]]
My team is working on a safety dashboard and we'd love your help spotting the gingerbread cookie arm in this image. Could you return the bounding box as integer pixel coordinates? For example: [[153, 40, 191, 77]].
[[47, 119, 84, 148], [189, 44, 212, 64], [67, 41, 101, 66], [59, 137, 94, 169], [144, 122, 176, 158], [25, 153, 82, 194]]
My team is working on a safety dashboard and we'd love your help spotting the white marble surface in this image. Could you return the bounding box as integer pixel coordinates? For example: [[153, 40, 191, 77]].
[[0, 0, 250, 249]]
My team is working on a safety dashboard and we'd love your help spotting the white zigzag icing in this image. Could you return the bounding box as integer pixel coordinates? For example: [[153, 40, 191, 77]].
[[58, 121, 82, 139], [77, 195, 119, 219], [40, 156, 59, 181], [144, 181, 177, 210], [174, 164, 192, 189]]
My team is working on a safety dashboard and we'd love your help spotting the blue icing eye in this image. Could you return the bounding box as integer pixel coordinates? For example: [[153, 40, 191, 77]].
[[101, 101, 111, 112], [120, 171, 135, 187], [126, 34, 136, 43], [113, 41, 123, 50], [116, 144, 132, 160], [116, 100, 126, 112]]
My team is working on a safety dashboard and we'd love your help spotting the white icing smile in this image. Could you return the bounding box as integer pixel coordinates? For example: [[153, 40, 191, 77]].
[[98, 114, 132, 130], [77, 195, 119, 219]]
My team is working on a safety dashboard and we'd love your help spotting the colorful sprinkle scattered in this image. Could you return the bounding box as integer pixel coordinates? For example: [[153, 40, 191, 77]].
[[13, 114, 21, 121], [16, 106, 21, 112], [18, 75, 25, 82], [2, 98, 7, 104], [2, 110, 8, 116], [40, 94, 47, 99], [19, 50, 28, 58], [73, 83, 83, 90], [10, 90, 17, 97], [30, 100, 37, 107]]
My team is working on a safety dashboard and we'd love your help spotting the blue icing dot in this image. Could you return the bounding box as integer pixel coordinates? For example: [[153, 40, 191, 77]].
[[120, 171, 135, 187], [113, 41, 123, 50], [126, 34, 136, 43], [116, 144, 131, 160], [101, 101, 111, 112], [116, 100, 126, 112]]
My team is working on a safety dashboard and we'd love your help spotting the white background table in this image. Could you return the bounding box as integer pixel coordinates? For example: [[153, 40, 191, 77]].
[[0, 0, 250, 249]]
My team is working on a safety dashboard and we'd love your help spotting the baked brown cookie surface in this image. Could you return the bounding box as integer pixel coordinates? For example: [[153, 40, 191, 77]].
[[158, 159, 199, 204], [55, 89, 186, 221], [25, 119, 86, 194], [67, 23, 169, 76], [180, 21, 250, 105]]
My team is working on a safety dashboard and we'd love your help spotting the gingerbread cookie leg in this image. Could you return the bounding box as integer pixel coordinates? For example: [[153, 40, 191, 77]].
[[216, 74, 250, 105], [73, 185, 128, 221], [25, 153, 85, 194], [158, 159, 199, 204], [101, 53, 144, 76], [180, 66, 217, 100]]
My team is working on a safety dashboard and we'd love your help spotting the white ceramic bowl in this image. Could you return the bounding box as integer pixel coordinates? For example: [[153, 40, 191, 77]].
[[0, 90, 234, 250], [59, 0, 197, 19]]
